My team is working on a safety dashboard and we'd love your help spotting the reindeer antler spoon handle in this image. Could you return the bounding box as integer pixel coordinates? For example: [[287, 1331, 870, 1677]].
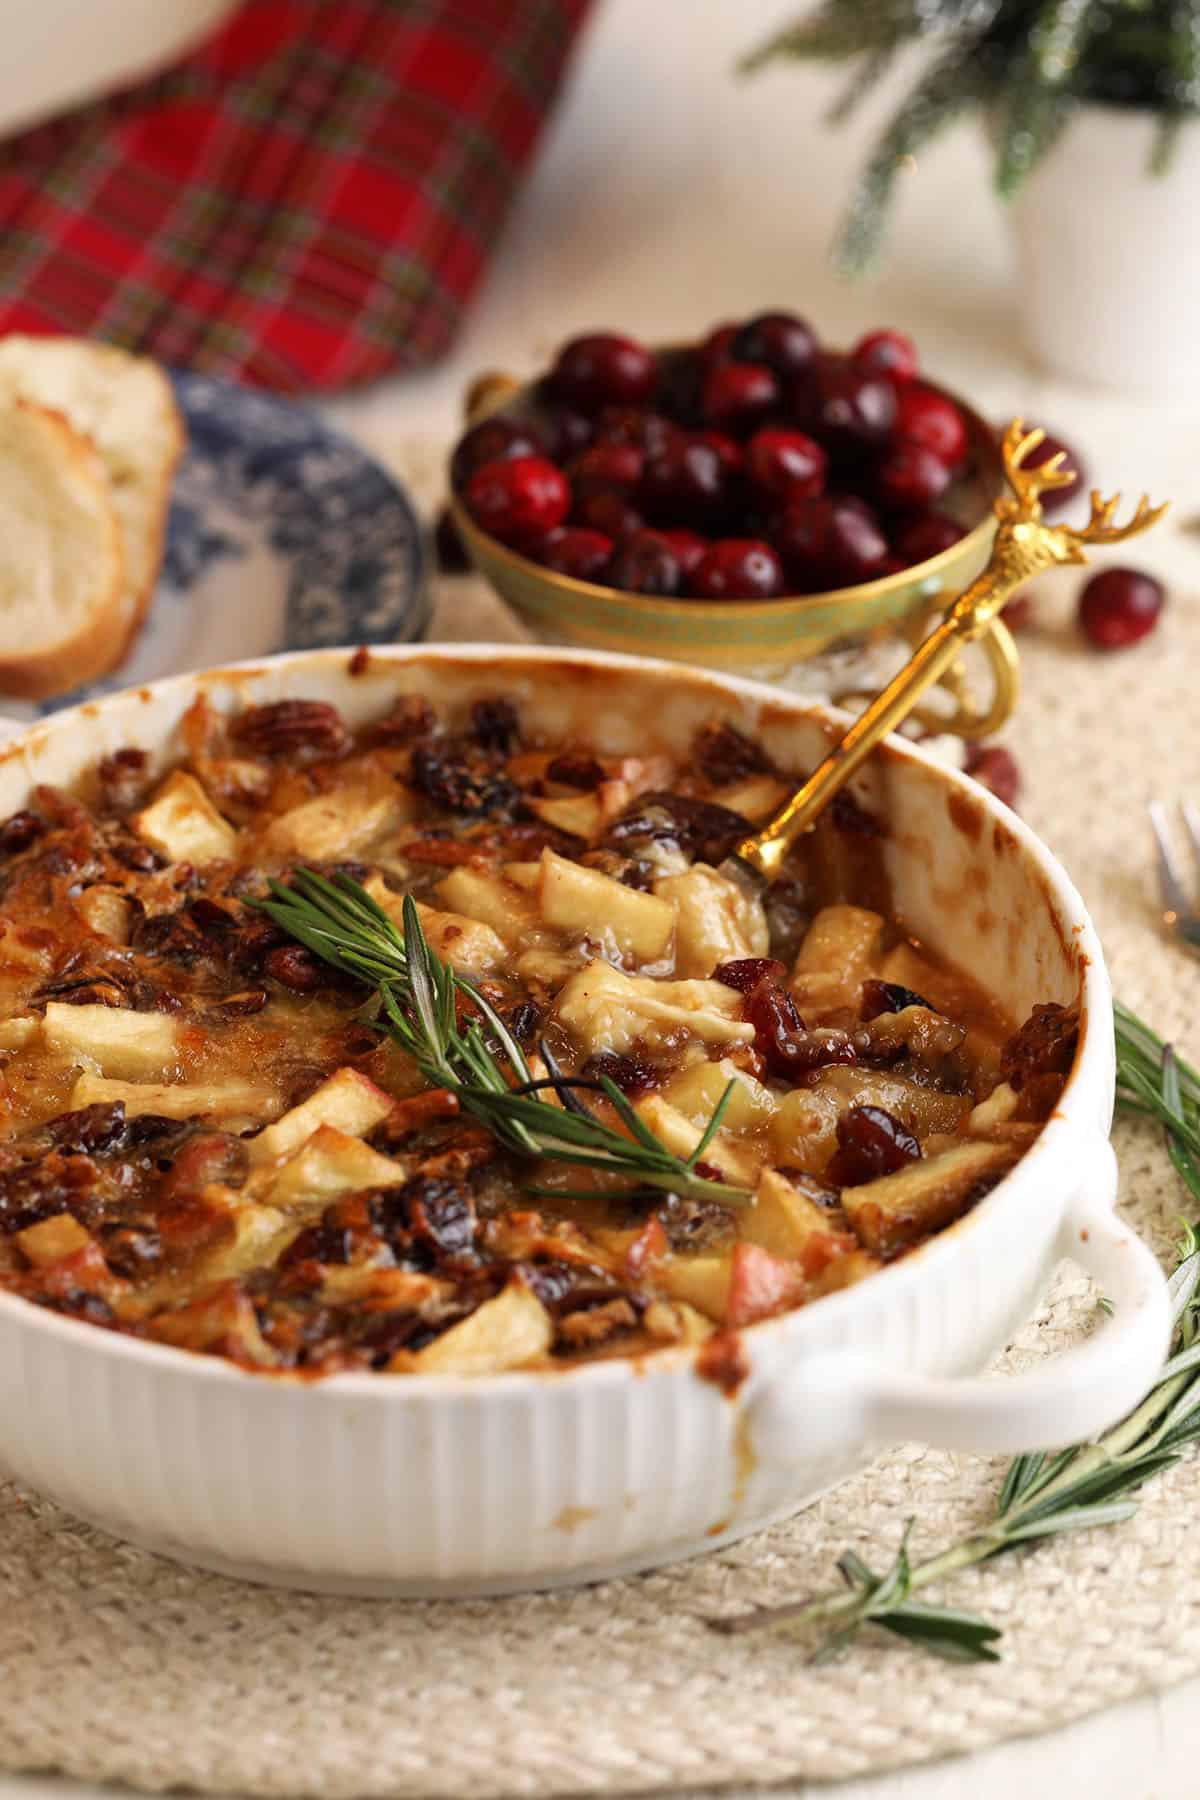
[[726, 421, 1169, 887]]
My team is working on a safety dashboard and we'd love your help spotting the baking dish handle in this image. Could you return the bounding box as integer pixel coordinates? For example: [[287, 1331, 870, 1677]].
[[746, 1138, 1171, 1461]]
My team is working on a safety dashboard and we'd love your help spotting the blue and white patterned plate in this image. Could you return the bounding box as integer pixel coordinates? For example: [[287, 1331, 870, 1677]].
[[13, 370, 429, 721]]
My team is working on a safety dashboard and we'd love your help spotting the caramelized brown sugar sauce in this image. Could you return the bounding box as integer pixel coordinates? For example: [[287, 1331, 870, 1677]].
[[0, 692, 1079, 1377]]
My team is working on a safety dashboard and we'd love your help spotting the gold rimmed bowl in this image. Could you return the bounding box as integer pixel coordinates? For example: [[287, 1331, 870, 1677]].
[[447, 351, 1009, 725]]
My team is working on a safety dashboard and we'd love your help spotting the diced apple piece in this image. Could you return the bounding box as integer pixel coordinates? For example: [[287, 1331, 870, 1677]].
[[725, 1241, 808, 1328], [15, 1213, 91, 1268], [363, 875, 508, 975], [768, 1086, 842, 1175], [634, 1093, 756, 1185], [262, 1125, 409, 1213], [527, 794, 603, 840], [841, 1140, 1019, 1255], [319, 1265, 448, 1309], [515, 947, 583, 992], [44, 1002, 181, 1079], [808, 1247, 882, 1297], [653, 863, 768, 978], [436, 866, 539, 940], [555, 960, 753, 1057], [661, 1057, 775, 1134], [71, 1072, 280, 1122], [713, 774, 790, 821], [197, 1202, 295, 1284], [149, 1284, 277, 1365], [658, 1253, 733, 1322], [741, 1168, 841, 1260], [642, 1299, 715, 1344], [133, 770, 237, 865], [539, 848, 675, 963], [790, 904, 885, 1018], [0, 927, 56, 974], [967, 1081, 1019, 1133], [0, 1016, 37, 1051], [816, 1065, 973, 1139], [74, 886, 131, 943], [504, 860, 541, 891], [400, 1279, 552, 1374], [246, 1067, 395, 1166], [263, 781, 401, 861]]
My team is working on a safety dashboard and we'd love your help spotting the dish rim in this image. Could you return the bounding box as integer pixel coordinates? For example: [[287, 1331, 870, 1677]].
[[0, 642, 1107, 1398]]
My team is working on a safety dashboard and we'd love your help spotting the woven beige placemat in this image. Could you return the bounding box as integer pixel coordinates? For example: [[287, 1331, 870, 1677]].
[[3, 452, 1200, 1797]]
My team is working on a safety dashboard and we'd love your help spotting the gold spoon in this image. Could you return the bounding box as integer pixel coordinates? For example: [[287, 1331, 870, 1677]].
[[724, 420, 1168, 888]]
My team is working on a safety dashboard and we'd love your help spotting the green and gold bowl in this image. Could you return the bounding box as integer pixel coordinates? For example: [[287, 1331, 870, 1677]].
[[448, 357, 1005, 679]]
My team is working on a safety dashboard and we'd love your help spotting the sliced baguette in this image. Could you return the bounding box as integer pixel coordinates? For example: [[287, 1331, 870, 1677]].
[[0, 399, 127, 699], [0, 335, 185, 653]]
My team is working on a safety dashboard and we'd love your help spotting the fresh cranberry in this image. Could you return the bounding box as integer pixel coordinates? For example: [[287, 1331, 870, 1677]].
[[774, 494, 888, 590], [1017, 428, 1085, 515], [713, 957, 787, 993], [826, 1105, 920, 1186], [450, 417, 544, 491], [465, 455, 569, 547], [746, 427, 827, 501], [1078, 567, 1165, 649], [851, 328, 919, 385], [569, 443, 644, 497], [433, 505, 471, 573], [536, 526, 614, 583], [691, 539, 785, 600], [657, 351, 705, 427], [964, 743, 1021, 809], [894, 384, 969, 469], [1002, 592, 1036, 631], [641, 435, 730, 524], [700, 322, 740, 365], [608, 530, 682, 596], [802, 363, 897, 458], [731, 311, 818, 379], [550, 332, 657, 411], [573, 490, 644, 541], [656, 529, 709, 577], [875, 442, 952, 509], [694, 429, 743, 473], [545, 408, 594, 460], [702, 361, 780, 435], [892, 510, 966, 564], [594, 407, 679, 457]]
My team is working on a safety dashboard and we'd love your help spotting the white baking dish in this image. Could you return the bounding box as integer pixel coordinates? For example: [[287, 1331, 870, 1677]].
[[0, 646, 1170, 1595]]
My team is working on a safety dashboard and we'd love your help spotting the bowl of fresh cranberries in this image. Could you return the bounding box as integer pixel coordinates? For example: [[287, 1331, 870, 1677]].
[[446, 315, 1006, 671]]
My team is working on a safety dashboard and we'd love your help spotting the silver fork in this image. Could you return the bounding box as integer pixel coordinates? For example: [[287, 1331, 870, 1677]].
[[1149, 802, 1200, 952]]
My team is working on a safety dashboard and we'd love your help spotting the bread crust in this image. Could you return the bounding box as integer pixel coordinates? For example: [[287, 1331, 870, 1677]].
[[0, 401, 127, 700]]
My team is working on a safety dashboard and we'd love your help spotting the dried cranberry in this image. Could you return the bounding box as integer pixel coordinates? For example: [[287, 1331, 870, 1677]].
[[1077, 567, 1165, 650], [860, 978, 936, 1020], [730, 311, 818, 379], [713, 957, 787, 993], [894, 385, 969, 470], [266, 945, 325, 992], [546, 754, 604, 790], [550, 333, 657, 412], [851, 329, 919, 385], [774, 495, 888, 590], [569, 443, 644, 497], [450, 417, 544, 492], [471, 697, 519, 753], [0, 810, 47, 856], [701, 361, 779, 435], [608, 531, 682, 596], [507, 1000, 542, 1044], [465, 455, 569, 548], [433, 505, 471, 573], [409, 743, 518, 817], [402, 1175, 478, 1262], [1001, 1003, 1079, 1091], [744, 977, 857, 1082], [44, 1102, 128, 1154], [892, 511, 966, 564], [579, 1051, 659, 1098], [693, 721, 770, 785], [690, 539, 784, 600], [827, 1105, 921, 1186], [606, 792, 750, 863], [535, 526, 614, 582], [369, 695, 438, 746], [875, 442, 952, 510], [831, 789, 883, 836], [101, 1221, 162, 1276], [963, 743, 1021, 809], [746, 427, 827, 501]]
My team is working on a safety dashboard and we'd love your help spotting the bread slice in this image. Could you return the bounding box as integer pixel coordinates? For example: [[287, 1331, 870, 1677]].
[[0, 399, 127, 699], [0, 336, 185, 654]]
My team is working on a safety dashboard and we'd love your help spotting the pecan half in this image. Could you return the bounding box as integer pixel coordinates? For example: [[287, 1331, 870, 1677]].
[[233, 701, 349, 759]]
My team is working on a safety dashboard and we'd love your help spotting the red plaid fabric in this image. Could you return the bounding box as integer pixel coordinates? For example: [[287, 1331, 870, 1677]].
[[0, 0, 590, 391]]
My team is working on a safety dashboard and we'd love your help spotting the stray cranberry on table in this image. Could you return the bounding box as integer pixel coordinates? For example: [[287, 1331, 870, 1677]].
[[964, 744, 1021, 810], [1078, 567, 1165, 649]]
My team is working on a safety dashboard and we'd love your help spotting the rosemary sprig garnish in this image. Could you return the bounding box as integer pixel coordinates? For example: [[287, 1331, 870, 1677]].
[[253, 868, 748, 1206], [710, 1004, 1200, 1663]]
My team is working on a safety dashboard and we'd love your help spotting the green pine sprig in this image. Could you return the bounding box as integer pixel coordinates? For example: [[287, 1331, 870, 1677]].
[[709, 1003, 1200, 1663], [251, 868, 748, 1207]]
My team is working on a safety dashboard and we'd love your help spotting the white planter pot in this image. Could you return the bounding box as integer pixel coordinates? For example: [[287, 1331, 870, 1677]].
[[1007, 102, 1200, 400]]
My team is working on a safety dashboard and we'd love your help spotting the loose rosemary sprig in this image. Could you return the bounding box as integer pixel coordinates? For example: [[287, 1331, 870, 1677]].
[[253, 868, 748, 1206], [710, 1004, 1200, 1663]]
